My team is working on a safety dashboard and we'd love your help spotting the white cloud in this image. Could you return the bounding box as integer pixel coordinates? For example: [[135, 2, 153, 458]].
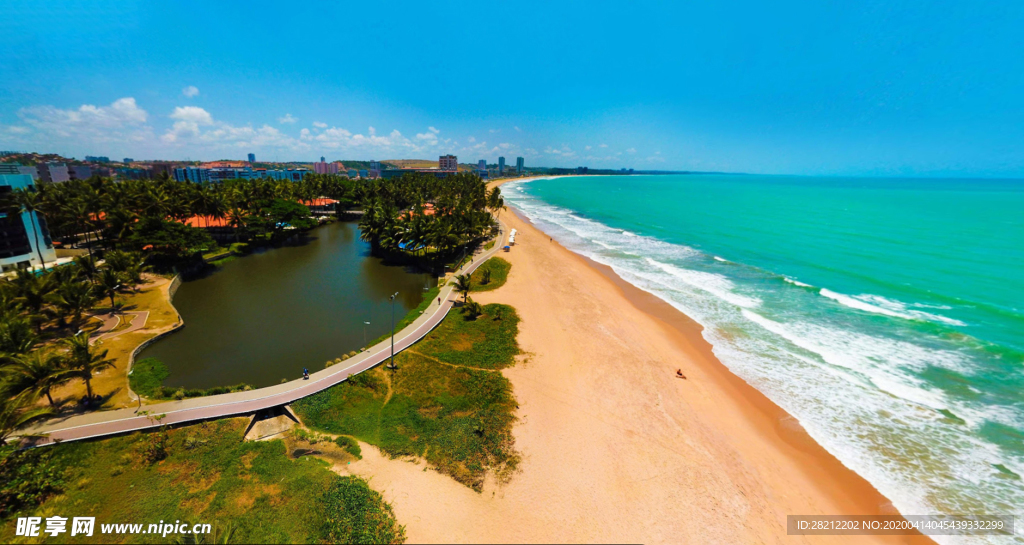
[[16, 97, 151, 143], [489, 129, 500, 134], [544, 145, 576, 158], [467, 136, 476, 143], [170, 106, 214, 125], [313, 121, 327, 129], [499, 142, 511, 149], [514, 126, 521, 132], [162, 106, 302, 151], [626, 147, 637, 153], [585, 145, 592, 150], [415, 130, 439, 142], [182, 86, 199, 98], [308, 125, 419, 154], [428, 126, 440, 134], [278, 113, 297, 124], [599, 143, 608, 148]]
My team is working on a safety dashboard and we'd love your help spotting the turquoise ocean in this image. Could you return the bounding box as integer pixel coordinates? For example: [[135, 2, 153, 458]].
[[502, 175, 1023, 542]]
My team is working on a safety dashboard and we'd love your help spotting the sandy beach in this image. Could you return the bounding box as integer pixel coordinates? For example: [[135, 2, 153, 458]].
[[341, 179, 930, 544]]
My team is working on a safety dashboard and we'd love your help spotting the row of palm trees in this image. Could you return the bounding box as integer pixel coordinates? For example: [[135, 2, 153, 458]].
[[12, 173, 365, 264], [357, 173, 504, 264], [0, 254, 145, 444]]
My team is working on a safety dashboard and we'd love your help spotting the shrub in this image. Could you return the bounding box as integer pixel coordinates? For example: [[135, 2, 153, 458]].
[[139, 432, 168, 464], [172, 389, 185, 400], [334, 436, 362, 459], [347, 351, 358, 358], [0, 447, 69, 518], [315, 477, 405, 544]]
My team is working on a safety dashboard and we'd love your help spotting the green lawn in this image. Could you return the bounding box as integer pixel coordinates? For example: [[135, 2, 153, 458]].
[[294, 303, 521, 491], [0, 419, 405, 544], [469, 257, 511, 293]]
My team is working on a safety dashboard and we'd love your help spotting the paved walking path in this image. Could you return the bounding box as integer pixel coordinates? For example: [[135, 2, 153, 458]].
[[21, 225, 507, 447], [88, 311, 149, 344]]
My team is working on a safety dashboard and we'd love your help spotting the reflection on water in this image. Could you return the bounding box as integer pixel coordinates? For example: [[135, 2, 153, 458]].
[[139, 221, 433, 388]]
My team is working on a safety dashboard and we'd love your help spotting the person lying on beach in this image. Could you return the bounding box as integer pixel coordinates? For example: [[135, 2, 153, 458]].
[[676, 369, 687, 379]]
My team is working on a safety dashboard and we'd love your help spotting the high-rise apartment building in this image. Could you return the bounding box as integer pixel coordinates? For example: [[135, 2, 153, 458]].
[[498, 156, 505, 174], [0, 173, 56, 272], [516, 157, 524, 173], [248, 153, 256, 164], [439, 154, 458, 171], [37, 163, 70, 183], [478, 159, 486, 170], [313, 157, 340, 175]]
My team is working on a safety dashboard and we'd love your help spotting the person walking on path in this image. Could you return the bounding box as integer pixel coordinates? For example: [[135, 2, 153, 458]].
[[438, 297, 441, 306], [303, 368, 309, 380]]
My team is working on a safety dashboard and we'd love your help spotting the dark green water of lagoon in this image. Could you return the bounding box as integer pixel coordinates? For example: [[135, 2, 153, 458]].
[[138, 221, 433, 389]]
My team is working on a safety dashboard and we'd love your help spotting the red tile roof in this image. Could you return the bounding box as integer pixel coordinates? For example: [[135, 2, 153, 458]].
[[182, 215, 231, 228], [300, 198, 339, 207]]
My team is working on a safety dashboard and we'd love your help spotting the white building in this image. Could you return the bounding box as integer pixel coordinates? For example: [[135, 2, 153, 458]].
[[0, 173, 57, 273]]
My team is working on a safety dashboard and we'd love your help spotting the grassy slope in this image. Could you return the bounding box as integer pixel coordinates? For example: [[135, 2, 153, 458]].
[[294, 303, 521, 491], [0, 418, 405, 544], [469, 257, 511, 293]]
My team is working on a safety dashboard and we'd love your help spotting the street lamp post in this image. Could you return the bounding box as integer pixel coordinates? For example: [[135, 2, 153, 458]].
[[388, 292, 399, 370]]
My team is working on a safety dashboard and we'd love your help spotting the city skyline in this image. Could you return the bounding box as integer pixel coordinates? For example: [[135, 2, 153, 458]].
[[3, 1, 1024, 177]]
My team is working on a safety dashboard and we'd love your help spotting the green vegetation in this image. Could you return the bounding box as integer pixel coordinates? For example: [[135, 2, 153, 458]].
[[294, 303, 521, 491], [334, 436, 363, 459], [129, 357, 253, 401], [358, 173, 505, 269], [0, 250, 153, 425], [128, 357, 169, 398], [469, 257, 511, 292], [0, 419, 405, 544]]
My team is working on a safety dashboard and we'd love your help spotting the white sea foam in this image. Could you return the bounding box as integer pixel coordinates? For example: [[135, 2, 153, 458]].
[[820, 289, 966, 326], [783, 277, 813, 288], [503, 183, 1024, 543], [713, 256, 727, 262], [644, 258, 761, 309]]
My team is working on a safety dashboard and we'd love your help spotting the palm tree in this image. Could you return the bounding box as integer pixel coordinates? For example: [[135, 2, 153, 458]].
[[73, 254, 100, 284], [47, 280, 98, 328], [12, 270, 55, 332], [452, 274, 472, 303], [0, 315, 37, 358], [0, 395, 54, 446], [64, 332, 114, 401], [6, 351, 76, 407], [97, 268, 124, 311], [11, 188, 50, 272]]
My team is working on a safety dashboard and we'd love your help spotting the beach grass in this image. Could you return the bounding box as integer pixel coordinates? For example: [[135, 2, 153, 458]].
[[0, 418, 405, 544], [294, 303, 521, 491], [469, 257, 511, 293]]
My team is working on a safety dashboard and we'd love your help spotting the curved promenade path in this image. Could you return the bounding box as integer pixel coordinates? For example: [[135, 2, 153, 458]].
[[22, 226, 507, 447]]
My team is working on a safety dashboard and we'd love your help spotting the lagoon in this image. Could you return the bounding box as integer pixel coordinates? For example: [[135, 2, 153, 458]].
[[139, 221, 433, 389]]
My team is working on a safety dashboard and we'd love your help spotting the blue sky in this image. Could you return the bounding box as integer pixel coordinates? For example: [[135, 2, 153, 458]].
[[2, 0, 1023, 176]]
